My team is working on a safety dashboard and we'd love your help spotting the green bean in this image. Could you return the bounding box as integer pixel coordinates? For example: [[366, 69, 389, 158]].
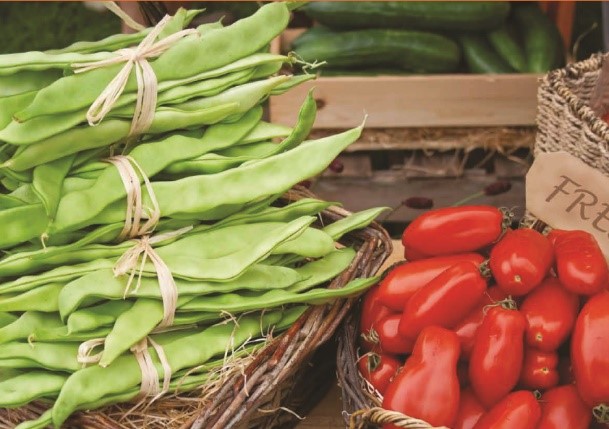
[[269, 74, 316, 95], [0, 91, 37, 129], [0, 259, 114, 295], [99, 299, 164, 367], [0, 341, 81, 372], [66, 300, 133, 334], [51, 309, 285, 427], [0, 70, 61, 97], [31, 325, 111, 343], [165, 89, 317, 175], [0, 371, 68, 408], [5, 102, 240, 171], [179, 275, 378, 313], [0, 194, 26, 209], [45, 28, 151, 54], [0, 312, 17, 328], [0, 283, 62, 312], [58, 263, 304, 317], [16, 3, 290, 120], [32, 154, 75, 221], [0, 311, 63, 345], [14, 409, 53, 429], [288, 248, 356, 293], [239, 120, 292, 144], [271, 226, 335, 258], [151, 217, 315, 281], [322, 207, 389, 240]]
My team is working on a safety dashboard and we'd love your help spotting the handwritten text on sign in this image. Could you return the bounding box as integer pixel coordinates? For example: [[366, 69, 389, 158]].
[[526, 151, 609, 258]]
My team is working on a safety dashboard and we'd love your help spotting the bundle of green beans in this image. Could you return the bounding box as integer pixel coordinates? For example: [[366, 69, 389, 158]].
[[0, 3, 386, 428]]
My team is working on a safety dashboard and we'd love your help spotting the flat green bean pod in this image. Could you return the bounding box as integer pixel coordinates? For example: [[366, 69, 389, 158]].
[[0, 371, 68, 408], [0, 283, 63, 313], [66, 300, 133, 334], [0, 342, 81, 372]]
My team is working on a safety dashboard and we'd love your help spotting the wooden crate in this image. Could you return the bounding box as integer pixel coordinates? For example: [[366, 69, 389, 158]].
[[270, 29, 543, 129], [270, 28, 539, 232]]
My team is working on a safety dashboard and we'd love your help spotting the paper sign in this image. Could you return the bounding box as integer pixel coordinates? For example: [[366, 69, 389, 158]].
[[526, 151, 609, 258]]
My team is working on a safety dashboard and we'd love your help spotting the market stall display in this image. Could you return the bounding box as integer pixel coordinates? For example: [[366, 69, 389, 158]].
[[0, 3, 391, 428]]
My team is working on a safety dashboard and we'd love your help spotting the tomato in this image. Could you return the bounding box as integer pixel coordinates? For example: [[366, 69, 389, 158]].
[[376, 253, 485, 311], [401, 205, 507, 260], [359, 285, 393, 351], [382, 326, 461, 428], [520, 277, 579, 352], [357, 353, 400, 395], [469, 306, 526, 408], [453, 286, 509, 360], [370, 314, 414, 355], [558, 356, 575, 385], [489, 228, 553, 296], [454, 388, 486, 429], [572, 291, 609, 409], [519, 348, 559, 390], [549, 229, 609, 295], [398, 262, 487, 340], [538, 385, 591, 429], [472, 390, 541, 429]]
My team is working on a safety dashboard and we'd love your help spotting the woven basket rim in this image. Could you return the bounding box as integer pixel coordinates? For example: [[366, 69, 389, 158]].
[[543, 52, 609, 141], [2, 186, 393, 429]]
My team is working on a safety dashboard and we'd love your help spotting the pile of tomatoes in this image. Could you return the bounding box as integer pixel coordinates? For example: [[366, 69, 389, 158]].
[[358, 205, 609, 429]]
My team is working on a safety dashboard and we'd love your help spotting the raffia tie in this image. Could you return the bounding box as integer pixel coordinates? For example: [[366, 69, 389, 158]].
[[114, 225, 193, 328], [77, 336, 172, 400], [72, 14, 198, 136], [106, 155, 160, 241]]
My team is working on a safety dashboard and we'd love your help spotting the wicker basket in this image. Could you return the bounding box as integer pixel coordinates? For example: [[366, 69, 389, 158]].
[[535, 52, 609, 171], [0, 186, 393, 429]]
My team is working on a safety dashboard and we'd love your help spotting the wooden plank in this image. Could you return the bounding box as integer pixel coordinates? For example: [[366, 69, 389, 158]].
[[270, 74, 541, 128], [309, 176, 526, 224]]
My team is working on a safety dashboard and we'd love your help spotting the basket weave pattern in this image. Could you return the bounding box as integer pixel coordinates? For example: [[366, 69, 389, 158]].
[[535, 53, 609, 171]]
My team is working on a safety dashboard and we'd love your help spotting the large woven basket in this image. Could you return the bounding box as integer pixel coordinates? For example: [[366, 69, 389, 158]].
[[535, 52, 609, 170], [0, 186, 392, 429]]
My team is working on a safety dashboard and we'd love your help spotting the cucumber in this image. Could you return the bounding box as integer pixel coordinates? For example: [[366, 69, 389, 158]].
[[291, 26, 334, 49], [487, 23, 527, 72], [293, 29, 461, 73], [302, 2, 511, 32], [512, 3, 565, 73], [458, 34, 515, 74]]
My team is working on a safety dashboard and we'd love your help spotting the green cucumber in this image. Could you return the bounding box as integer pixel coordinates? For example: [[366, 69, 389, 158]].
[[294, 29, 461, 73], [291, 26, 334, 49], [302, 2, 511, 32], [458, 34, 515, 74], [512, 3, 565, 73], [487, 23, 527, 72]]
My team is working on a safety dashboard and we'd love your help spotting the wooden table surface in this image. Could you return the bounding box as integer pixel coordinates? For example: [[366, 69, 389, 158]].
[[295, 239, 404, 429]]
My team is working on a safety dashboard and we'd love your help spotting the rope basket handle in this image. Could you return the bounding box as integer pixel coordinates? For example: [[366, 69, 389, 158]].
[[348, 407, 450, 429]]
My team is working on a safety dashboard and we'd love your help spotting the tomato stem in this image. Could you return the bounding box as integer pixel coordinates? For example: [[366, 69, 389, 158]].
[[593, 404, 609, 423], [479, 260, 492, 279], [482, 297, 518, 314]]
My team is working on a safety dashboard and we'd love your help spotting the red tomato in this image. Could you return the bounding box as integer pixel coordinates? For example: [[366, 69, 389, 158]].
[[382, 326, 461, 428], [453, 286, 509, 360], [519, 348, 559, 390], [398, 262, 488, 340], [454, 388, 486, 429], [538, 385, 591, 429], [376, 253, 485, 311], [472, 390, 541, 429], [359, 285, 393, 351], [371, 314, 414, 355], [558, 356, 575, 385], [549, 229, 609, 295], [572, 291, 609, 408], [401, 205, 507, 260], [489, 228, 554, 296], [520, 277, 579, 352], [469, 306, 526, 408], [357, 353, 400, 395]]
